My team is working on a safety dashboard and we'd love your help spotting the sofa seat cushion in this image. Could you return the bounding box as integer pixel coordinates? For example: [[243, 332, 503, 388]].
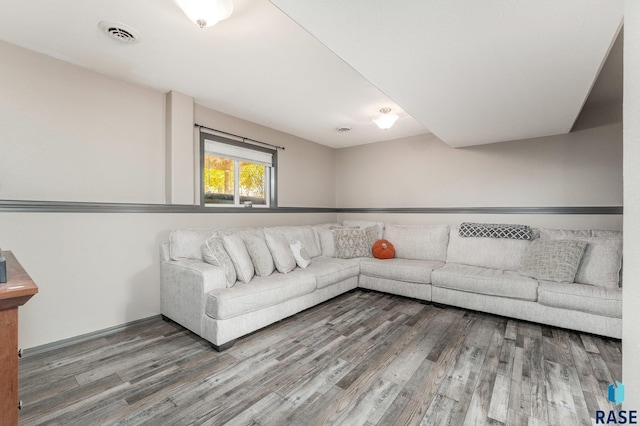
[[206, 270, 316, 320], [431, 263, 538, 301], [537, 281, 622, 318], [305, 256, 360, 289], [360, 258, 444, 284]]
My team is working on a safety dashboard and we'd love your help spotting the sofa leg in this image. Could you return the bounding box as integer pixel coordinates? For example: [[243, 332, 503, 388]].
[[432, 303, 448, 309], [212, 340, 236, 352], [419, 300, 431, 305]]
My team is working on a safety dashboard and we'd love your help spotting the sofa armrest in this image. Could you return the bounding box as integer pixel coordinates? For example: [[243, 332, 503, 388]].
[[160, 242, 171, 262], [160, 259, 227, 336]]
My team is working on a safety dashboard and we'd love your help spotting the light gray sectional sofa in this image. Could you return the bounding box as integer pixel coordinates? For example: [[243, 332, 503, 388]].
[[160, 221, 623, 351]]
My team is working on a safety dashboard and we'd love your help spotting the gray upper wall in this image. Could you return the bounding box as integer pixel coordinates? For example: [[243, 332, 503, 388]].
[[0, 40, 337, 208], [0, 38, 623, 212], [335, 103, 622, 210]]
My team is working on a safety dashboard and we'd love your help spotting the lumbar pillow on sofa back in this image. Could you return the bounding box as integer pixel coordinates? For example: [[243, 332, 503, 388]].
[[222, 234, 255, 283], [244, 235, 275, 277], [518, 239, 587, 283], [290, 241, 311, 269], [202, 235, 237, 287], [266, 233, 297, 273]]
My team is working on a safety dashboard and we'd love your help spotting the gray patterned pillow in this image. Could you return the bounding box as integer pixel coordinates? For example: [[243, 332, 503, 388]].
[[518, 239, 587, 283], [202, 236, 237, 287], [244, 235, 275, 277], [333, 228, 370, 259], [459, 222, 532, 240]]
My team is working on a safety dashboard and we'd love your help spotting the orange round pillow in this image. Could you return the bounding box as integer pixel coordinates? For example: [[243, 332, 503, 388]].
[[372, 239, 395, 259]]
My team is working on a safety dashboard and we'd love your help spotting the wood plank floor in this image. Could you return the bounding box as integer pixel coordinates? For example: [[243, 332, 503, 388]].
[[18, 290, 621, 425]]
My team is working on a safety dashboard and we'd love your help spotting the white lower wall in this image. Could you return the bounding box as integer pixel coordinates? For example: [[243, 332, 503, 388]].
[[3, 212, 336, 349]]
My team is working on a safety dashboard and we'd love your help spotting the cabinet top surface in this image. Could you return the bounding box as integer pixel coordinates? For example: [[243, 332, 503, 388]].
[[0, 251, 38, 302]]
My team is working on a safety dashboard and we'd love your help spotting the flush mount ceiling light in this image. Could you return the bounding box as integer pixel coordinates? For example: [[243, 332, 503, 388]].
[[373, 108, 399, 130], [173, 0, 233, 28]]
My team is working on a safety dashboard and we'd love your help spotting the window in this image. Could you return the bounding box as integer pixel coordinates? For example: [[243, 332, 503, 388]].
[[201, 134, 276, 207]]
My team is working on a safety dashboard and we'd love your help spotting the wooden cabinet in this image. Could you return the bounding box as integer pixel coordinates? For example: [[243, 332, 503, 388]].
[[0, 251, 38, 426]]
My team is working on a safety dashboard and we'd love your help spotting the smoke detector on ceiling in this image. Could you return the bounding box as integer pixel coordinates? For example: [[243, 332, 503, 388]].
[[98, 21, 140, 44]]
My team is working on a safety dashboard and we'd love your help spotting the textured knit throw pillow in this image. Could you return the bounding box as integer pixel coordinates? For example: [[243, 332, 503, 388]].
[[202, 236, 237, 287], [518, 239, 587, 283], [333, 228, 370, 259]]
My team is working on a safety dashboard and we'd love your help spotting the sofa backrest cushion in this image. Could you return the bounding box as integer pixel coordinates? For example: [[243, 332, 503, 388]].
[[342, 220, 385, 239], [265, 233, 297, 273], [535, 228, 591, 239], [169, 228, 218, 261], [222, 234, 255, 283], [220, 227, 266, 240], [264, 226, 321, 258], [592, 229, 623, 238], [518, 239, 587, 283], [538, 232, 623, 288], [446, 228, 531, 270], [202, 236, 237, 286], [311, 223, 340, 257], [383, 224, 450, 262], [244, 235, 275, 277]]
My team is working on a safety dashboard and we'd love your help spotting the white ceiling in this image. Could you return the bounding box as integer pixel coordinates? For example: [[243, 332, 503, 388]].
[[0, 0, 623, 148], [271, 0, 623, 148]]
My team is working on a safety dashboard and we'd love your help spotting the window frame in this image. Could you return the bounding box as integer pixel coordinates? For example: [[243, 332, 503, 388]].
[[199, 132, 277, 208]]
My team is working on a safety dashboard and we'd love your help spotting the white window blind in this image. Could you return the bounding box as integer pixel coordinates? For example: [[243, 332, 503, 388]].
[[204, 139, 273, 166]]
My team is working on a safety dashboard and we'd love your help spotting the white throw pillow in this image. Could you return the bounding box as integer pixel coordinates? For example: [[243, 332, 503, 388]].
[[317, 228, 336, 257], [290, 240, 311, 269], [266, 233, 297, 273], [244, 235, 275, 277], [572, 237, 622, 288], [202, 236, 237, 287], [222, 234, 255, 283]]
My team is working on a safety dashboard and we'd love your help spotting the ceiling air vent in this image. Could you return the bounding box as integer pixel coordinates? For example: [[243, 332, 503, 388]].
[[98, 21, 140, 44]]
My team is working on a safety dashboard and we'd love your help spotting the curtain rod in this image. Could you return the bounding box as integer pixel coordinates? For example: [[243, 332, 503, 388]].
[[195, 124, 285, 150]]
